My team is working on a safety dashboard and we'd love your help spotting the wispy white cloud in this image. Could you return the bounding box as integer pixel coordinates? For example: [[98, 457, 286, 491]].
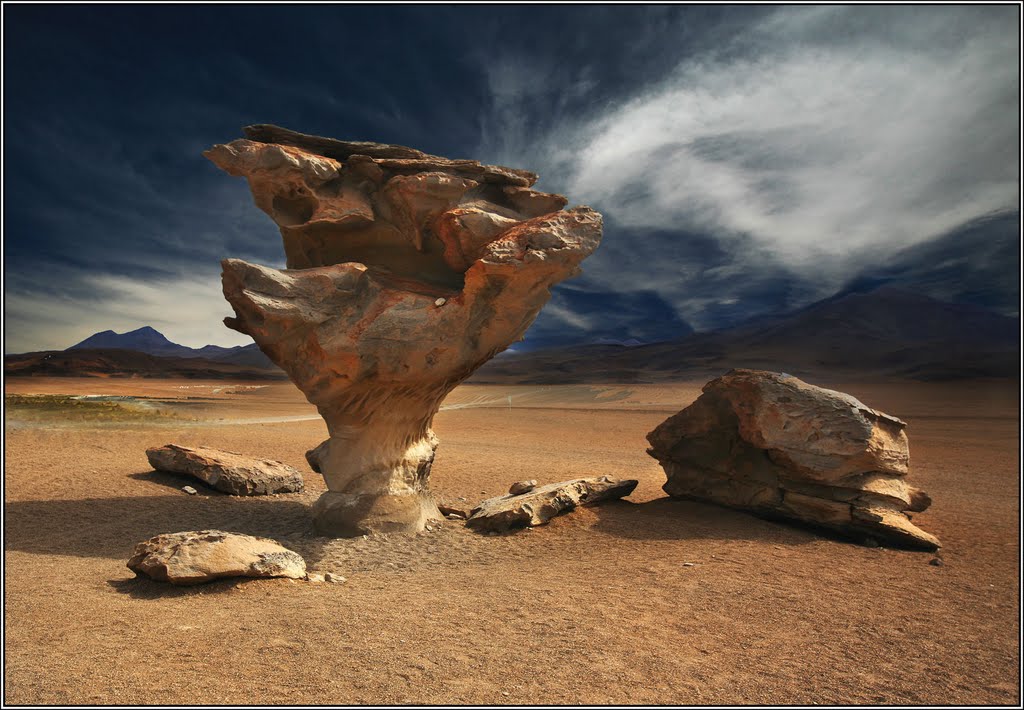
[[478, 5, 1019, 308]]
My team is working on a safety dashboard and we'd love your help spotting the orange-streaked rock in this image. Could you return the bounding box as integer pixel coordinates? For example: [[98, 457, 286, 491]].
[[205, 126, 602, 536]]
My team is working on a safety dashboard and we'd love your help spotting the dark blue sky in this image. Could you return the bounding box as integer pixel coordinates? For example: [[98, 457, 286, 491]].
[[3, 4, 1019, 351]]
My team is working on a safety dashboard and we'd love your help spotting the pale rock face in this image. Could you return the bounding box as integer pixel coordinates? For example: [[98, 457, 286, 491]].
[[127, 530, 307, 585], [205, 125, 602, 536], [646, 370, 940, 550], [146, 444, 304, 496]]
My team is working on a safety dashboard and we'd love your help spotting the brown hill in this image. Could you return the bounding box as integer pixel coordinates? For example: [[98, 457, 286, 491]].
[[471, 288, 1019, 384], [4, 348, 286, 380]]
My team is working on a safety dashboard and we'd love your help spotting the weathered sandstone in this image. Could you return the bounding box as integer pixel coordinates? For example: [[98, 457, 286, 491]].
[[146, 444, 304, 496], [466, 477, 638, 532], [508, 480, 537, 495], [205, 125, 601, 536], [127, 530, 307, 585], [646, 370, 940, 550]]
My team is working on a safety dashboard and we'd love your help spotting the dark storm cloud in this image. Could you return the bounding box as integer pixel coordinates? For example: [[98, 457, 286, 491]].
[[3, 5, 1019, 352]]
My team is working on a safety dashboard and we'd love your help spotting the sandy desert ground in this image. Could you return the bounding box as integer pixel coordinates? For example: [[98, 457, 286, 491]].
[[3, 376, 1020, 705]]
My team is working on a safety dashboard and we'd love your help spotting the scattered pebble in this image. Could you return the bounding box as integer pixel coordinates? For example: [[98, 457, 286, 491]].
[[181, 486, 198, 495], [929, 558, 944, 567], [324, 573, 346, 584], [682, 562, 697, 567], [434, 297, 447, 307]]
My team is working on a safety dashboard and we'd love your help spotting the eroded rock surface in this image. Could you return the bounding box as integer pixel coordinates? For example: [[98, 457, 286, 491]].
[[466, 477, 638, 532], [146, 444, 304, 496], [508, 480, 537, 495], [127, 530, 307, 585], [206, 125, 601, 536], [646, 370, 940, 550]]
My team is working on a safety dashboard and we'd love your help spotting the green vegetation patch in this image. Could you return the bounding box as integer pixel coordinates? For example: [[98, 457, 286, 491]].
[[4, 394, 181, 423]]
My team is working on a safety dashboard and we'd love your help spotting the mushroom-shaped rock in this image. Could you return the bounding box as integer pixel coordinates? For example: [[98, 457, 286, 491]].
[[146, 444, 305, 495], [205, 125, 602, 536], [127, 530, 307, 585], [646, 370, 940, 550], [467, 477, 639, 532]]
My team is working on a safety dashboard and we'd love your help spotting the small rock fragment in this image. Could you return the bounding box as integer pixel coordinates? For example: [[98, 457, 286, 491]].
[[181, 486, 198, 495], [682, 562, 696, 567], [127, 530, 307, 585], [324, 573, 346, 584], [929, 557, 944, 567], [307, 572, 325, 583], [438, 504, 468, 519], [304, 439, 330, 474], [146, 444, 304, 496], [508, 480, 537, 496], [434, 297, 447, 307]]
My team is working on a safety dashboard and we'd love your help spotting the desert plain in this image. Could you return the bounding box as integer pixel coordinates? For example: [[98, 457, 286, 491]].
[[3, 375, 1020, 705]]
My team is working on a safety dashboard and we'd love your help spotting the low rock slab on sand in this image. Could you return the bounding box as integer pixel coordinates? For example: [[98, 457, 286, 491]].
[[646, 369, 940, 550], [466, 476, 638, 532], [127, 530, 307, 585], [146, 444, 304, 496]]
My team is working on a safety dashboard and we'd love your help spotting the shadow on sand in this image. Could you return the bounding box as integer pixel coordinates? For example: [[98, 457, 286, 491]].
[[590, 496, 871, 548], [4, 470, 348, 596]]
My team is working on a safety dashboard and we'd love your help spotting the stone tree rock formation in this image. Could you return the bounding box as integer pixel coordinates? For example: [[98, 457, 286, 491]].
[[205, 125, 602, 536], [646, 370, 940, 550]]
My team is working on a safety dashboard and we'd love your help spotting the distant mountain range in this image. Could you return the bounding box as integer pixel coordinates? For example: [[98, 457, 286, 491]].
[[5, 286, 1018, 382], [6, 326, 280, 379], [470, 287, 1020, 383], [67, 326, 275, 369]]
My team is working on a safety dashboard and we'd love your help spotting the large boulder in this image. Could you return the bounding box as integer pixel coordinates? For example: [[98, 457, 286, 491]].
[[466, 477, 638, 532], [127, 530, 307, 585], [646, 370, 940, 550], [205, 125, 601, 536], [145, 444, 305, 496]]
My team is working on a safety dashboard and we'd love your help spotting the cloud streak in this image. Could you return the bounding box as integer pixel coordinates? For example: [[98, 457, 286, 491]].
[[476, 5, 1019, 329]]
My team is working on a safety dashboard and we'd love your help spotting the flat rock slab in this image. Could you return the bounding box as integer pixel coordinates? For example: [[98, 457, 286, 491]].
[[146, 444, 304, 496], [127, 530, 307, 586], [466, 476, 638, 532]]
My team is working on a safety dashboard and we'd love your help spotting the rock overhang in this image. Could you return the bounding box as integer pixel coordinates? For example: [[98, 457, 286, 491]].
[[204, 124, 582, 296]]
